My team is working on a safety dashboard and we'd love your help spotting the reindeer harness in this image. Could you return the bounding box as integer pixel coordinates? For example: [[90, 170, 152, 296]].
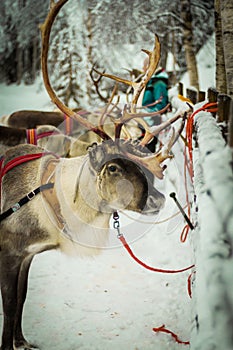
[[0, 153, 60, 224], [25, 112, 76, 145], [26, 129, 60, 145]]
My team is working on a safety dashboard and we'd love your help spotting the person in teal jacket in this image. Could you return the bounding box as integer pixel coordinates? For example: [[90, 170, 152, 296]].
[[139, 65, 169, 152], [142, 66, 169, 123]]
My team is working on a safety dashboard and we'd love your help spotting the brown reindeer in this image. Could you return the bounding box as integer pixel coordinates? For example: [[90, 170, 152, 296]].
[[2, 106, 145, 147], [2, 110, 65, 129], [0, 1, 190, 349], [0, 124, 71, 157], [0, 120, 143, 159], [2, 109, 85, 137]]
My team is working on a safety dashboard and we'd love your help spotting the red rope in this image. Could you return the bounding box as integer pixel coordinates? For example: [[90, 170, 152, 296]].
[[187, 270, 196, 298], [186, 102, 218, 175], [153, 324, 190, 345], [186, 102, 218, 180], [118, 235, 194, 273], [119, 104, 219, 345], [116, 218, 193, 345], [180, 145, 191, 243], [181, 102, 218, 243], [185, 117, 194, 179], [180, 224, 190, 243]]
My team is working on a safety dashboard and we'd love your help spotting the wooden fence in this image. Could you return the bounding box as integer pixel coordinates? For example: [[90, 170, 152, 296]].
[[178, 82, 233, 149], [177, 82, 233, 349]]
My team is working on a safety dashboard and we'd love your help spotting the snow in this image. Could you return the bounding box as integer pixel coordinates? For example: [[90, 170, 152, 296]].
[[0, 76, 53, 117], [166, 52, 180, 73], [0, 33, 226, 350]]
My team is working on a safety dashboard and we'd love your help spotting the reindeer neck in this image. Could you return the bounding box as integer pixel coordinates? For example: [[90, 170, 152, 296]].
[[51, 156, 111, 253], [55, 156, 111, 229]]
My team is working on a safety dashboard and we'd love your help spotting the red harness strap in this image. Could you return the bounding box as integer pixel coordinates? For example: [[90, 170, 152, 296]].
[[0, 152, 59, 187], [26, 129, 37, 145], [64, 114, 73, 135], [26, 129, 61, 145], [36, 131, 60, 140], [0, 152, 58, 222], [1, 153, 45, 181]]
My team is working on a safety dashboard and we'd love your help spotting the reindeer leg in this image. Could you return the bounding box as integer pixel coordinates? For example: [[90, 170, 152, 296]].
[[0, 252, 21, 350], [14, 255, 39, 349]]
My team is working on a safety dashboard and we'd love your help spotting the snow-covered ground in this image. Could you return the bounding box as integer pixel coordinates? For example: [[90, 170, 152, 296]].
[[0, 36, 216, 350]]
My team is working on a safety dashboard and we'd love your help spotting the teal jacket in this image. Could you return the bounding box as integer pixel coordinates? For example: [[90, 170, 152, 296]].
[[142, 70, 169, 113]]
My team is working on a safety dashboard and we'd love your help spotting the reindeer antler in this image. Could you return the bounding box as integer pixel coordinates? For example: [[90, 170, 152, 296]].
[[40, 0, 111, 141], [124, 113, 187, 179], [90, 65, 111, 103], [92, 36, 164, 140], [93, 34, 161, 113], [97, 83, 120, 132]]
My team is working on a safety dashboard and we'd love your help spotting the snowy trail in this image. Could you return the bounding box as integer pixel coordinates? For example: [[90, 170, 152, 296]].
[[18, 205, 193, 350]]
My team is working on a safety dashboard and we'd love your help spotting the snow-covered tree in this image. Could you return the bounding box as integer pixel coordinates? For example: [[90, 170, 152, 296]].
[[0, 0, 215, 104], [215, 0, 233, 97], [180, 0, 199, 90], [0, 0, 48, 84], [215, 0, 227, 94]]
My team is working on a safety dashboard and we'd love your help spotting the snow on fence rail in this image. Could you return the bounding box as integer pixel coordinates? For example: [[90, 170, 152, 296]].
[[186, 93, 233, 349], [170, 82, 233, 348]]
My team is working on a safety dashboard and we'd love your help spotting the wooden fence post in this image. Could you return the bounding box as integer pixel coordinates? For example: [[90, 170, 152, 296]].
[[207, 87, 219, 103], [186, 88, 198, 104], [178, 82, 183, 96], [207, 88, 219, 118], [198, 91, 206, 102], [217, 94, 232, 123]]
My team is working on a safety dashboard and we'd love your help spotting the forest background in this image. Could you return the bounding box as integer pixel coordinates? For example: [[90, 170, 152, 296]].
[[0, 0, 217, 109]]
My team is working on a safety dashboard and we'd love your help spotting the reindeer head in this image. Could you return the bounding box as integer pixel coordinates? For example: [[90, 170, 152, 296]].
[[86, 140, 165, 214]]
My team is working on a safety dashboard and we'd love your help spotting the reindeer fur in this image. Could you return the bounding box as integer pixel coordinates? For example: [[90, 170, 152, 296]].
[[0, 142, 165, 349]]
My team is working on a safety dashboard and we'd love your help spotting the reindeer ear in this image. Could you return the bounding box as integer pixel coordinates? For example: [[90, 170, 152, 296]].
[[88, 143, 106, 171]]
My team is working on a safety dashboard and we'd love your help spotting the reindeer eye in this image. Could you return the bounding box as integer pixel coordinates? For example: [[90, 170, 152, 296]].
[[108, 165, 117, 173]]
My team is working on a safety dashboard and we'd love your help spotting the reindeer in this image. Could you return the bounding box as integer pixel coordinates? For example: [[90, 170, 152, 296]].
[[0, 1, 190, 349], [1, 110, 64, 128], [0, 119, 143, 159], [2, 105, 145, 147], [1, 109, 85, 138], [0, 124, 71, 157], [0, 112, 142, 159]]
